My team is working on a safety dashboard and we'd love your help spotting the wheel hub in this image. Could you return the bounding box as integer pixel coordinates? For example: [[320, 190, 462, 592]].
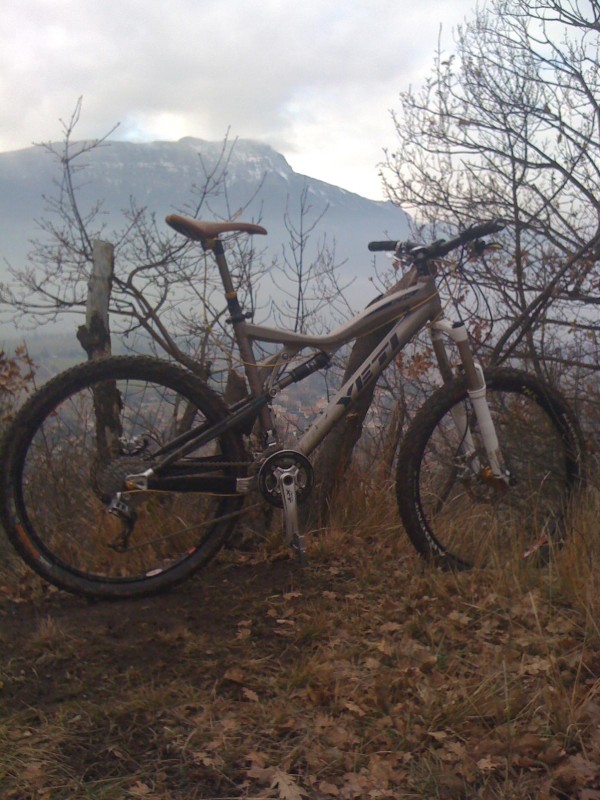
[[93, 455, 150, 502]]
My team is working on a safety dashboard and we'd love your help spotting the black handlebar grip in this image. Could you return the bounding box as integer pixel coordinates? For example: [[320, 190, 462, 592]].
[[464, 218, 506, 240], [368, 240, 398, 252], [368, 219, 506, 258], [434, 218, 507, 257]]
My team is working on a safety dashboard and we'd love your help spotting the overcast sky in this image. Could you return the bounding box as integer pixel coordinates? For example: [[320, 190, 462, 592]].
[[2, 0, 472, 200]]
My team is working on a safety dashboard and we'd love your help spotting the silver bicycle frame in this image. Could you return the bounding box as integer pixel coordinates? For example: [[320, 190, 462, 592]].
[[163, 217, 506, 485], [231, 275, 436, 449], [126, 228, 508, 560], [232, 272, 505, 479]]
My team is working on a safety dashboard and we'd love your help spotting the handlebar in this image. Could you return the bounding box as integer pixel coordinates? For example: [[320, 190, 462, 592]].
[[368, 218, 506, 258]]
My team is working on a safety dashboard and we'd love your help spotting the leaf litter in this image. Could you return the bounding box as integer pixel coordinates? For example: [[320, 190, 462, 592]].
[[1, 514, 600, 798]]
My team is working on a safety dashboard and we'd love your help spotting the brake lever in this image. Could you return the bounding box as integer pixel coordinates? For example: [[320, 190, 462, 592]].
[[468, 239, 503, 257]]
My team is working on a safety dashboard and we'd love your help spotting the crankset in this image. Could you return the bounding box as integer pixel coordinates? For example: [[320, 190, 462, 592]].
[[257, 450, 315, 564], [258, 450, 314, 507]]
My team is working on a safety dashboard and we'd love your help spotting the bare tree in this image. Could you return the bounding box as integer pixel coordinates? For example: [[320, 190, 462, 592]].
[[382, 0, 600, 401], [270, 183, 353, 334], [0, 102, 270, 385]]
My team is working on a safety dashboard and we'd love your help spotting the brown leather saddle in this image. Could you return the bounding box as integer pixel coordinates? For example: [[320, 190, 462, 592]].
[[166, 214, 267, 244]]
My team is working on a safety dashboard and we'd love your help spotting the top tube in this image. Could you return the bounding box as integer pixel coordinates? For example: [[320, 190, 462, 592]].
[[242, 277, 438, 350]]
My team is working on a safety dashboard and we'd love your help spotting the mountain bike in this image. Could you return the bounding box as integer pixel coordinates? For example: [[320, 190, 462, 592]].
[[0, 216, 585, 598]]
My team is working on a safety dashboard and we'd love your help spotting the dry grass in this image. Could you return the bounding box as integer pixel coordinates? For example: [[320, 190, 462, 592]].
[[1, 475, 600, 798]]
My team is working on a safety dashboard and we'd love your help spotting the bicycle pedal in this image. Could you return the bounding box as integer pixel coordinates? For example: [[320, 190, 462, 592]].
[[293, 542, 308, 567]]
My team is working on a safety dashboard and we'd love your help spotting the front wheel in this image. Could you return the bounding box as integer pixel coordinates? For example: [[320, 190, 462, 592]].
[[0, 356, 248, 599], [396, 368, 585, 569]]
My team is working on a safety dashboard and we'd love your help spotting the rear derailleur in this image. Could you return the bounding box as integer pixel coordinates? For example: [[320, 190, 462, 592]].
[[107, 494, 137, 553]]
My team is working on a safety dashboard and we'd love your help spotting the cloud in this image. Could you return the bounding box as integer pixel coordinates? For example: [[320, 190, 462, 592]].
[[1, 0, 469, 197]]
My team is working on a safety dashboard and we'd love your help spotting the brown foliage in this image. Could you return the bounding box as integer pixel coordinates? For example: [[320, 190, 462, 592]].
[[0, 345, 35, 425]]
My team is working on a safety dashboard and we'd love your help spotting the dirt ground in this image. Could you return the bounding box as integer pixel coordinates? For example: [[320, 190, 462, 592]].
[[0, 554, 308, 711], [1, 547, 389, 799], [2, 531, 600, 800]]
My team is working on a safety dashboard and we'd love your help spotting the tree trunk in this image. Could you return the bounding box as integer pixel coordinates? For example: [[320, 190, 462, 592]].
[[76, 241, 121, 470], [77, 240, 114, 360], [304, 267, 417, 528]]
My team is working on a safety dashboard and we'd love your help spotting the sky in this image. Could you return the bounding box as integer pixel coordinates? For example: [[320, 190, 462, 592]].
[[1, 0, 472, 200]]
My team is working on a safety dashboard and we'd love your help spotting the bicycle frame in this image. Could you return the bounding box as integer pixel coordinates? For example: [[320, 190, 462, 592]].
[[128, 253, 504, 494], [241, 277, 442, 456], [127, 276, 442, 484], [117, 220, 511, 562]]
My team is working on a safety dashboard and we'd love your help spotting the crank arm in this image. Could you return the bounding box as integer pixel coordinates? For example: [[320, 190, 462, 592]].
[[275, 465, 307, 565]]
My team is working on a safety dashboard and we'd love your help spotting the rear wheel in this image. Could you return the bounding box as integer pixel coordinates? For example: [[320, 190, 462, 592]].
[[0, 356, 247, 598], [396, 368, 585, 569]]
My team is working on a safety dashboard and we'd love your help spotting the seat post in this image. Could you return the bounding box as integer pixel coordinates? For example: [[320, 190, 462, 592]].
[[164, 214, 273, 429], [211, 239, 237, 297], [211, 240, 270, 413]]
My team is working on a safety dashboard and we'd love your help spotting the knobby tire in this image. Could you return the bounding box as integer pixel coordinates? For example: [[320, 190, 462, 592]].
[[396, 368, 585, 569], [0, 356, 247, 599]]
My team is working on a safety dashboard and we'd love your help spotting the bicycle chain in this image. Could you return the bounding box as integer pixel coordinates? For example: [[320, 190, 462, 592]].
[[179, 458, 254, 470]]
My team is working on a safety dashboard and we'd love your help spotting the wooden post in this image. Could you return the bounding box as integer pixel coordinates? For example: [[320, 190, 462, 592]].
[[76, 241, 120, 482], [76, 240, 114, 360]]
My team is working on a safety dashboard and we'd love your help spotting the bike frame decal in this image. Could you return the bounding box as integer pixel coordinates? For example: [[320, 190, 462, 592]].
[[297, 298, 438, 455]]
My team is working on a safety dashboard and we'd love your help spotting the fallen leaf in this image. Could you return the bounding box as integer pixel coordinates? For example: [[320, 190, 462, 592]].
[[344, 701, 366, 716], [448, 610, 473, 627], [223, 667, 245, 684], [318, 780, 340, 796], [247, 764, 275, 784], [516, 732, 546, 754], [380, 622, 403, 633], [246, 750, 269, 767], [477, 755, 504, 771], [519, 656, 553, 675], [428, 730, 448, 742], [128, 781, 152, 797], [22, 762, 46, 787], [271, 767, 307, 800], [243, 687, 260, 702], [376, 639, 394, 656]]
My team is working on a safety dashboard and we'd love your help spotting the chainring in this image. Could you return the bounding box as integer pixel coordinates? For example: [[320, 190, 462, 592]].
[[257, 450, 315, 507]]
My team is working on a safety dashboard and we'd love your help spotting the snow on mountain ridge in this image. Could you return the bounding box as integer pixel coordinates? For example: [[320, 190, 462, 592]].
[[0, 137, 410, 324]]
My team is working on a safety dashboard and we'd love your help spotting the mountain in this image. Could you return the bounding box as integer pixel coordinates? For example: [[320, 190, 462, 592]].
[[0, 137, 409, 337]]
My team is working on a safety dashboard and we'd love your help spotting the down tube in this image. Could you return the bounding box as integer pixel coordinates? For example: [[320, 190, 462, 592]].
[[297, 301, 436, 456]]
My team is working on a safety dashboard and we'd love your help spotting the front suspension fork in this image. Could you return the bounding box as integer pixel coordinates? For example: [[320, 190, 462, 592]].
[[430, 320, 508, 485]]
